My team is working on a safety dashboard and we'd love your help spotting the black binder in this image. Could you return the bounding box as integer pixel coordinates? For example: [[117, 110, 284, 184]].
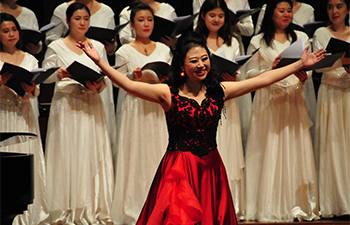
[[150, 14, 197, 42], [141, 61, 171, 79], [0, 62, 58, 96], [229, 8, 260, 25], [66, 61, 104, 88], [292, 21, 330, 38], [85, 22, 128, 43], [21, 22, 60, 45], [211, 48, 259, 75]]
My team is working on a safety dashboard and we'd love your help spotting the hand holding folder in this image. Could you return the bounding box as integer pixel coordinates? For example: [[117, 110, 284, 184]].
[[0, 62, 58, 96], [274, 39, 342, 70], [66, 61, 105, 88]]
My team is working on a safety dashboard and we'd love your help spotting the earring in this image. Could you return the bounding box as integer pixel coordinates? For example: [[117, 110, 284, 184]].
[[180, 71, 185, 77]]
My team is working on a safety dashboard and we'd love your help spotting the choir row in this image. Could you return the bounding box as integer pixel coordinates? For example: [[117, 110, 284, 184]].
[[0, 0, 349, 224]]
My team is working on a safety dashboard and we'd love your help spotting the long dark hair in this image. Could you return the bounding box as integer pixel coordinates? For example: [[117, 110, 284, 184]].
[[169, 31, 220, 89], [195, 0, 233, 46], [129, 1, 154, 24], [0, 13, 22, 50], [260, 0, 297, 47]]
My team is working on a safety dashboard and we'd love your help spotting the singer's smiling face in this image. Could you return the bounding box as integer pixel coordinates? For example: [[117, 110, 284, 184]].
[[0, 21, 19, 48], [272, 2, 293, 31], [131, 9, 154, 38], [327, 0, 350, 25], [183, 46, 211, 81], [203, 8, 225, 33]]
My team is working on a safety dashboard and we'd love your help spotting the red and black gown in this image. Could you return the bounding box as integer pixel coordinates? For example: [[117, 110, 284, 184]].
[[136, 85, 238, 225]]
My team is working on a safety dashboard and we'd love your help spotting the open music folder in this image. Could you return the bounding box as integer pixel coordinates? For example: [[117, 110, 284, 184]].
[[85, 22, 128, 43], [275, 38, 343, 70], [0, 62, 58, 96], [211, 48, 259, 76], [66, 61, 105, 88], [150, 14, 198, 42], [229, 7, 260, 25], [21, 22, 60, 46]]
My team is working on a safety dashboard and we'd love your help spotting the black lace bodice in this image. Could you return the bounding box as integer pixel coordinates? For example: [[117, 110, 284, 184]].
[[165, 85, 225, 157]]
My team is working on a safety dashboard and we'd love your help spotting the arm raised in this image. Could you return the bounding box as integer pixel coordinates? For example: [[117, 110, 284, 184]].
[[223, 47, 326, 101], [77, 41, 172, 111]]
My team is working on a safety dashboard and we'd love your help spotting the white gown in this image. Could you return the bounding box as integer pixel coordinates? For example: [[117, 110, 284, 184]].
[[255, 3, 317, 142], [118, 3, 177, 45], [0, 53, 49, 225], [111, 42, 172, 225], [210, 37, 246, 220], [16, 6, 42, 120], [313, 27, 350, 217], [43, 39, 114, 224], [44, 2, 118, 159], [245, 31, 320, 222], [193, 0, 254, 54]]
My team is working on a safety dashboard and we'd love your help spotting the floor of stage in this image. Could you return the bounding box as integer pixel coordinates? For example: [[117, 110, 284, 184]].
[[238, 215, 350, 225]]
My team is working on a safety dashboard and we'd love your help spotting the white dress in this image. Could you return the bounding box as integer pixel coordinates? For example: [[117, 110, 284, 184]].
[[0, 53, 48, 225], [313, 27, 350, 217], [16, 6, 42, 119], [245, 31, 320, 222], [118, 3, 177, 45], [45, 2, 118, 158], [254, 3, 317, 140], [210, 37, 246, 220], [43, 39, 114, 224], [111, 42, 172, 225], [193, 0, 254, 54]]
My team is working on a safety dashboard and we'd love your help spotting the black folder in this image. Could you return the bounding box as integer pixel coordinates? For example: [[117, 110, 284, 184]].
[[229, 8, 260, 25], [292, 21, 330, 38], [21, 22, 59, 45], [211, 48, 259, 75], [326, 37, 350, 58], [0, 132, 37, 143], [150, 14, 197, 42], [141, 61, 171, 79], [0, 63, 58, 96], [86, 22, 128, 43], [66, 61, 104, 88], [303, 52, 344, 70]]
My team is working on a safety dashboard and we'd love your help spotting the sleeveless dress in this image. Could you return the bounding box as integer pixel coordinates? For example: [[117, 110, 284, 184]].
[[136, 85, 237, 225]]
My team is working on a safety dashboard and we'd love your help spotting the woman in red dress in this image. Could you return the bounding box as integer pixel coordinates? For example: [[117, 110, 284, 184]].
[[77, 31, 325, 225]]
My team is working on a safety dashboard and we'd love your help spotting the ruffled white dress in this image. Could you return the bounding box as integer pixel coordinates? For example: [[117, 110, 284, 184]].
[[44, 2, 118, 158], [313, 27, 350, 218], [43, 39, 114, 224], [118, 3, 177, 45], [245, 31, 320, 222], [209, 37, 247, 220], [111, 42, 172, 225], [0, 53, 48, 225]]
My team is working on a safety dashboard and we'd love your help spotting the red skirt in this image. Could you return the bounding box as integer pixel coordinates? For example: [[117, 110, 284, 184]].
[[136, 149, 237, 225]]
